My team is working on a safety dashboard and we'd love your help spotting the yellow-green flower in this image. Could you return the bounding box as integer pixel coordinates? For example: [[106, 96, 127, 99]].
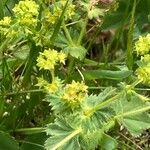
[[13, 0, 39, 27], [44, 78, 61, 94], [42, 10, 57, 25], [140, 54, 150, 63], [60, 0, 75, 19], [36, 77, 61, 94], [36, 77, 48, 88], [135, 34, 150, 55], [0, 17, 11, 26], [62, 81, 88, 107], [0, 17, 12, 35], [58, 51, 66, 64], [136, 67, 150, 85], [36, 49, 66, 71], [42, 0, 75, 25], [136, 54, 150, 85]]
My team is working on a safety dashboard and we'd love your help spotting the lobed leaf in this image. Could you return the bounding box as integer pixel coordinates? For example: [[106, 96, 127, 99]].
[[45, 117, 81, 150], [113, 90, 150, 136]]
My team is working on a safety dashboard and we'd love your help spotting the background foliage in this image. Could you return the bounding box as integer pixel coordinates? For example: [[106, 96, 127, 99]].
[[0, 0, 150, 149]]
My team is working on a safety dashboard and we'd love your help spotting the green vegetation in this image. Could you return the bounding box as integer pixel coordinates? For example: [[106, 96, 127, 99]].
[[0, 0, 150, 149]]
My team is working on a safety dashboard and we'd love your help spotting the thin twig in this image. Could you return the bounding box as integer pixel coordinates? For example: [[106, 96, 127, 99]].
[[118, 132, 143, 150]]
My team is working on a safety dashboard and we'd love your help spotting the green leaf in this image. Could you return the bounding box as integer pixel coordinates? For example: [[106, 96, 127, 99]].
[[21, 133, 47, 150], [113, 90, 150, 136], [0, 132, 19, 150], [122, 113, 150, 136], [45, 118, 81, 150], [13, 45, 30, 60], [54, 31, 69, 48], [45, 94, 68, 114], [85, 87, 116, 106], [82, 88, 115, 138], [64, 45, 87, 60], [83, 69, 132, 80], [80, 129, 102, 150], [100, 133, 118, 150], [88, 8, 104, 20], [113, 91, 148, 115]]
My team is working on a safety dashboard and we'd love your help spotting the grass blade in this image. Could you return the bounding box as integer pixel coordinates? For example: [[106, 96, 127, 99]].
[[0, 0, 4, 19], [50, 0, 69, 45]]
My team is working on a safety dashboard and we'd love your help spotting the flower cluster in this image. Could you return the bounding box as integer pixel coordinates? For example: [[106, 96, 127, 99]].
[[61, 0, 75, 19], [37, 77, 61, 94], [134, 33, 150, 85], [136, 54, 150, 85], [135, 34, 150, 56], [140, 54, 150, 63], [136, 67, 150, 85], [42, 0, 75, 25], [0, 0, 39, 38], [13, 0, 39, 27], [0, 17, 11, 35], [62, 81, 88, 107], [0, 17, 12, 26], [36, 49, 66, 71]]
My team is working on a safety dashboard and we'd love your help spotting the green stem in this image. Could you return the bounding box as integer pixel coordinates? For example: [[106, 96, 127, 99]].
[[102, 39, 109, 64], [51, 69, 55, 82], [0, 89, 44, 96], [63, 22, 74, 45], [65, 56, 75, 82], [126, 0, 137, 70], [77, 18, 88, 45], [51, 128, 82, 150], [0, 38, 13, 118], [87, 25, 101, 51], [94, 93, 119, 111], [131, 79, 142, 87], [50, 0, 70, 45], [66, 20, 81, 27], [9, 127, 45, 134], [89, 86, 150, 91]]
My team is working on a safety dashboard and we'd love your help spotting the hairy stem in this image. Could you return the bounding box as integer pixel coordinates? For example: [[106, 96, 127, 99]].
[[51, 69, 55, 82], [63, 22, 74, 45], [77, 18, 88, 45], [9, 127, 45, 134], [65, 56, 75, 82]]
